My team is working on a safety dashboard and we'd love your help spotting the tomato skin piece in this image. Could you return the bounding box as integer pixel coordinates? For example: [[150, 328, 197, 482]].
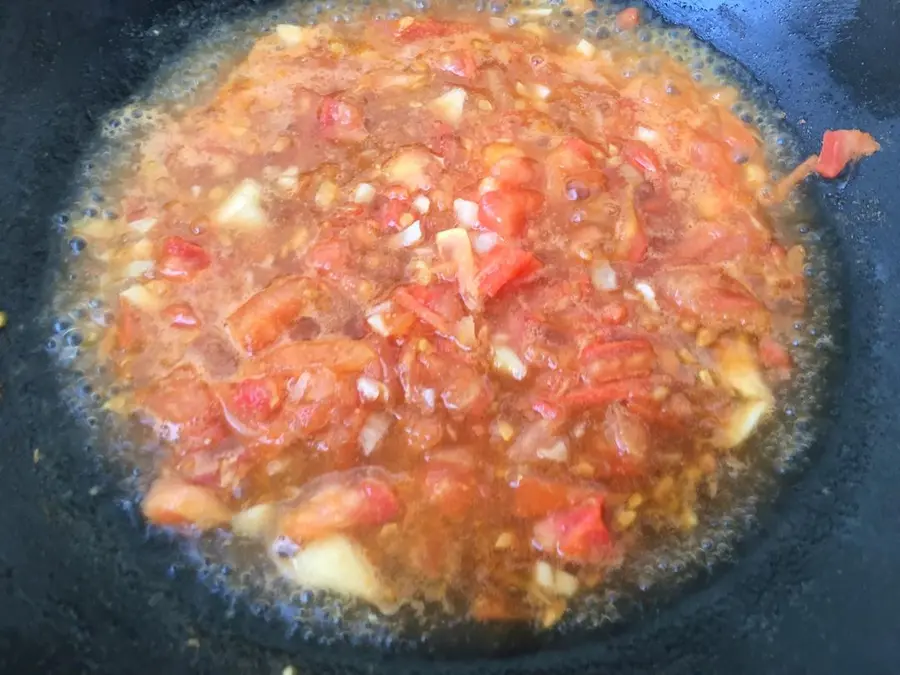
[[225, 275, 330, 355], [622, 140, 661, 176], [615, 7, 641, 31], [476, 247, 542, 298], [157, 236, 211, 280], [532, 498, 613, 564], [581, 339, 656, 383], [279, 473, 400, 543], [245, 338, 377, 376], [142, 478, 232, 530], [394, 17, 464, 42], [478, 188, 544, 237], [815, 129, 880, 178], [561, 377, 657, 409]]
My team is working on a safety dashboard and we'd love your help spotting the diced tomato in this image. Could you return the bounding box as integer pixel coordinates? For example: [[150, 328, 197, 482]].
[[690, 135, 738, 183], [279, 472, 400, 543], [599, 302, 628, 325], [615, 7, 641, 31], [317, 96, 368, 142], [654, 267, 770, 335], [424, 464, 475, 520], [162, 302, 200, 329], [562, 377, 657, 409], [581, 338, 656, 383], [246, 339, 377, 376], [758, 335, 792, 370], [434, 50, 477, 79], [532, 498, 613, 564], [138, 366, 230, 453], [394, 17, 463, 42], [670, 215, 770, 264], [622, 140, 661, 176], [375, 185, 412, 231], [116, 297, 144, 351], [815, 129, 880, 179], [157, 236, 210, 281], [225, 275, 330, 354], [419, 350, 492, 416], [393, 284, 464, 334], [142, 478, 232, 530], [478, 188, 544, 237], [476, 246, 542, 298], [306, 238, 351, 273], [221, 376, 284, 431], [511, 476, 575, 518], [490, 156, 539, 188]]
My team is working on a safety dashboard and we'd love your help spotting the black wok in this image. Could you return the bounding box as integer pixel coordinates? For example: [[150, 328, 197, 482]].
[[0, 0, 898, 672]]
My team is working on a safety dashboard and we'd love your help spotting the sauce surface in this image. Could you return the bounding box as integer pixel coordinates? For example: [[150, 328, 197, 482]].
[[54, 3, 820, 626]]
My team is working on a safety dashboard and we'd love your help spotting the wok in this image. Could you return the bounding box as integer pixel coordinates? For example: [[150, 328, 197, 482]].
[[0, 0, 897, 672]]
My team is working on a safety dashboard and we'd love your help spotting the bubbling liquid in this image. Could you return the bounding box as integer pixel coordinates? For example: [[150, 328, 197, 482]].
[[49, 0, 839, 647]]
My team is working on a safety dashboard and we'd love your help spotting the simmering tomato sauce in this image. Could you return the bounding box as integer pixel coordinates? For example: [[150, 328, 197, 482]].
[[53, 1, 877, 626]]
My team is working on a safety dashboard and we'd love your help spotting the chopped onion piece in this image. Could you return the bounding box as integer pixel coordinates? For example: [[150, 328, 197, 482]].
[[453, 198, 480, 228], [356, 377, 384, 402], [534, 84, 552, 100], [554, 569, 579, 598], [422, 388, 437, 410], [634, 281, 660, 311], [232, 503, 277, 539], [128, 217, 157, 234], [516, 82, 552, 101], [276, 166, 300, 192], [536, 438, 569, 463], [492, 344, 528, 381], [392, 220, 423, 248], [123, 260, 154, 278], [366, 301, 393, 337], [360, 412, 392, 456], [288, 372, 312, 402], [429, 87, 468, 127], [534, 561, 555, 591], [314, 180, 338, 210], [275, 534, 393, 608], [575, 39, 597, 58], [635, 126, 659, 144], [437, 227, 479, 309], [214, 179, 267, 229], [591, 260, 618, 291], [413, 195, 431, 214], [120, 284, 160, 312], [454, 316, 477, 350], [384, 148, 437, 191], [715, 338, 774, 403], [353, 183, 376, 204], [473, 231, 499, 254], [276, 24, 304, 46], [716, 399, 772, 449]]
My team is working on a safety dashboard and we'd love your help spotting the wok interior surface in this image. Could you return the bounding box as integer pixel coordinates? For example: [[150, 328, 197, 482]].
[[0, 0, 897, 673]]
